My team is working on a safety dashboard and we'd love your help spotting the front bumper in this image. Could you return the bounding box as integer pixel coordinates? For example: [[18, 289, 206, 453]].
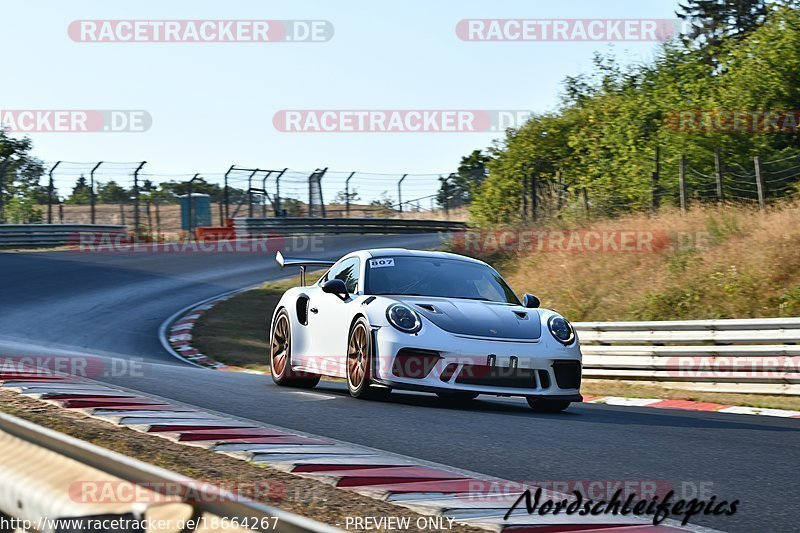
[[372, 325, 582, 398]]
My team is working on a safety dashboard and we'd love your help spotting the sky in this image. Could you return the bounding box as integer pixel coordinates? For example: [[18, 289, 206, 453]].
[[1, 0, 683, 203]]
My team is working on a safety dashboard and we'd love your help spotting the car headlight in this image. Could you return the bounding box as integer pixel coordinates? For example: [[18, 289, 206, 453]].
[[548, 316, 575, 345], [386, 304, 422, 334]]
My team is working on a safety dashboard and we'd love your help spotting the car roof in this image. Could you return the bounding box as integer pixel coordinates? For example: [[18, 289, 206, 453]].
[[359, 248, 488, 266]]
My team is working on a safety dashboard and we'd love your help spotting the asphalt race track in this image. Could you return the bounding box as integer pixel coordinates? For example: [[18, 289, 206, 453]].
[[1, 234, 797, 533]]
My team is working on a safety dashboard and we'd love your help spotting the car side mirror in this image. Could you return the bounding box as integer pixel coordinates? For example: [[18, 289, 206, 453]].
[[523, 294, 540, 309], [322, 279, 348, 297]]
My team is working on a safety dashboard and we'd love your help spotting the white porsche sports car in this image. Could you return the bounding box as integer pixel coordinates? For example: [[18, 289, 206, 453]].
[[269, 248, 582, 412]]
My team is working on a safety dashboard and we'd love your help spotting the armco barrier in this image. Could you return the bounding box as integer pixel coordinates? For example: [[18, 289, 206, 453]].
[[575, 317, 800, 395], [233, 217, 467, 237], [0, 224, 127, 248], [0, 412, 338, 532]]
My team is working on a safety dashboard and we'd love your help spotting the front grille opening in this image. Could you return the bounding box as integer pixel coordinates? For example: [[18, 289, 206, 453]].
[[392, 348, 441, 379], [537, 369, 551, 389], [440, 363, 458, 382], [455, 365, 538, 389], [552, 360, 581, 389]]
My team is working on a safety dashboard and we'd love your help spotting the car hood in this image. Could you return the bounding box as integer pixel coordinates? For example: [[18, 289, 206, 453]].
[[390, 296, 542, 340]]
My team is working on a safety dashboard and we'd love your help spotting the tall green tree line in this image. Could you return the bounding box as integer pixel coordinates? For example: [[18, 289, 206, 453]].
[[470, 1, 800, 224]]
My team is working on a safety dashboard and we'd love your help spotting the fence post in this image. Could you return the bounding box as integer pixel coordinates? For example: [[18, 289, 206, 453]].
[[275, 168, 286, 216], [320, 168, 328, 218], [521, 175, 528, 221], [345, 171, 355, 217], [187, 173, 200, 239], [679, 155, 687, 213], [118, 199, 125, 226], [308, 171, 314, 217], [223, 165, 234, 222], [146, 200, 153, 235], [443, 177, 450, 215], [714, 149, 724, 203], [308, 168, 327, 217], [556, 169, 563, 212], [155, 201, 161, 239], [47, 161, 61, 224], [132, 161, 146, 236], [261, 170, 273, 218], [754, 156, 765, 210], [0, 158, 11, 224], [89, 162, 103, 225], [650, 145, 660, 214], [247, 169, 259, 218], [397, 174, 408, 213]]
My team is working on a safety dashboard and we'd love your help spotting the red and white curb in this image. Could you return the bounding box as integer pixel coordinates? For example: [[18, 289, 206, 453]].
[[163, 289, 268, 374], [1, 368, 713, 533], [164, 291, 800, 420], [583, 395, 800, 418]]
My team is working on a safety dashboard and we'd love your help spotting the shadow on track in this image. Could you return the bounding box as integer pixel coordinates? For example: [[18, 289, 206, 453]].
[[307, 381, 800, 433]]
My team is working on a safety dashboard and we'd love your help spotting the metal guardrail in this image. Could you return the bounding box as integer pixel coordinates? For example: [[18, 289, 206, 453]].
[[575, 318, 800, 395], [0, 224, 127, 248], [0, 412, 339, 532], [233, 217, 468, 237]]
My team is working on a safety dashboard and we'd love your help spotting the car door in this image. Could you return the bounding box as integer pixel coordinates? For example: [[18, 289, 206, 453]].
[[307, 256, 361, 377]]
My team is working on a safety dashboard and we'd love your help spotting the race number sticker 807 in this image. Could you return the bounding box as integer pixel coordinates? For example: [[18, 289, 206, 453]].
[[369, 258, 394, 268]]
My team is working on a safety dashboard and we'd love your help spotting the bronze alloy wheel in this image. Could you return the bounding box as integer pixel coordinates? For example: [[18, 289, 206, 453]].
[[346, 318, 389, 399], [271, 313, 291, 378], [270, 309, 320, 388], [347, 322, 368, 390]]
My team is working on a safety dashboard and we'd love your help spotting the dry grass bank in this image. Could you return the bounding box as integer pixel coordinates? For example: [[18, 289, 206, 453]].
[[463, 202, 800, 321]]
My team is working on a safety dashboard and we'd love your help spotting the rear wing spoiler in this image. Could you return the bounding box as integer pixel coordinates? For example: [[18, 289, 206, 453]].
[[275, 251, 336, 286]]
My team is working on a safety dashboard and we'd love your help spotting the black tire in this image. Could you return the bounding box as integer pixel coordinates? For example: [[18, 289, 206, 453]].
[[436, 391, 479, 402], [270, 309, 320, 388], [346, 317, 389, 399], [526, 397, 571, 412]]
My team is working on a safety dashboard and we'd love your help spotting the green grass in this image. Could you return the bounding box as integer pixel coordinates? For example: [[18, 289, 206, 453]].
[[192, 273, 323, 371]]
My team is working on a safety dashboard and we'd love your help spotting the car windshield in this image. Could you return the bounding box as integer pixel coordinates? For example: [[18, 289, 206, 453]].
[[365, 256, 520, 305]]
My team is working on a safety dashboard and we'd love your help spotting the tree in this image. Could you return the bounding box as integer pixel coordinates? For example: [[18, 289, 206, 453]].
[[67, 175, 92, 205], [97, 181, 130, 203], [0, 130, 46, 222], [437, 150, 491, 208], [369, 191, 394, 209], [678, 0, 769, 62], [468, 5, 800, 224], [334, 188, 360, 204], [281, 197, 302, 216]]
